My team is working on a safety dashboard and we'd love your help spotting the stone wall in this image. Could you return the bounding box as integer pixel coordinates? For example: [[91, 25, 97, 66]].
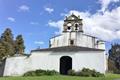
[[0, 59, 6, 76], [3, 50, 107, 76]]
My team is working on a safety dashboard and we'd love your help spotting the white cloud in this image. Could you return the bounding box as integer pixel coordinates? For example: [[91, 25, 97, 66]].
[[48, 20, 64, 34], [44, 7, 54, 13], [48, 1, 120, 41], [8, 17, 15, 22], [34, 41, 44, 45], [18, 5, 30, 12], [98, 0, 120, 12], [30, 22, 39, 25]]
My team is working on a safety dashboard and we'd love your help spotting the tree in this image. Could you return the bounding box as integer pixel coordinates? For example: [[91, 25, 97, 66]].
[[0, 28, 15, 57], [0, 43, 6, 60], [108, 44, 120, 73], [0, 28, 14, 44], [0, 28, 25, 60], [15, 35, 25, 54]]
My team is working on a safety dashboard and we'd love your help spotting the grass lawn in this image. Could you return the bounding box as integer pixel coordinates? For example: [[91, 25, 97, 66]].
[[0, 74, 120, 80]]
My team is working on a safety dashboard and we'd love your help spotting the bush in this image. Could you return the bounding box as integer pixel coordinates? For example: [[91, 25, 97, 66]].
[[92, 72, 104, 77], [114, 69, 120, 74], [23, 71, 36, 76], [45, 70, 59, 75], [75, 71, 81, 76], [67, 68, 104, 77], [23, 68, 104, 77], [23, 69, 58, 76], [80, 68, 104, 77], [67, 69, 76, 76], [35, 69, 46, 76]]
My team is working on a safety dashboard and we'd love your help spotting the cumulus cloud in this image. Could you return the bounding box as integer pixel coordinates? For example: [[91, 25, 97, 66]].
[[8, 17, 15, 22], [48, 1, 120, 41], [18, 5, 30, 12], [48, 20, 64, 33], [44, 7, 54, 13], [34, 41, 44, 45], [98, 0, 120, 12]]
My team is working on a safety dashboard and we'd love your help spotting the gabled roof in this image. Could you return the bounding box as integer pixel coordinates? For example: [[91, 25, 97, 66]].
[[64, 14, 82, 21], [31, 46, 105, 53]]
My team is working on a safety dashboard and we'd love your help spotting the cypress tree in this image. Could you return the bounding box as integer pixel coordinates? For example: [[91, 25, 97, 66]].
[[0, 43, 6, 60], [0, 28, 15, 56], [15, 35, 25, 54]]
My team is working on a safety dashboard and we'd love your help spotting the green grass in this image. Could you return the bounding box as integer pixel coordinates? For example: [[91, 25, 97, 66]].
[[0, 73, 120, 80]]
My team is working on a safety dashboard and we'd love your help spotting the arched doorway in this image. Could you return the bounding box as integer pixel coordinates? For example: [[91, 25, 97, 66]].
[[60, 56, 72, 75]]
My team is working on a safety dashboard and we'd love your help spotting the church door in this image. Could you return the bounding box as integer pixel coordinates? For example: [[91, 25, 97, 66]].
[[60, 56, 72, 75]]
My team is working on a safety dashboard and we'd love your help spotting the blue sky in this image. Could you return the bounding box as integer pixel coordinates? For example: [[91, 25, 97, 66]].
[[0, 0, 120, 53]]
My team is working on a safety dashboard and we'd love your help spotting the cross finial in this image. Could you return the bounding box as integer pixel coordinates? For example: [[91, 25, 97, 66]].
[[72, 13, 74, 15]]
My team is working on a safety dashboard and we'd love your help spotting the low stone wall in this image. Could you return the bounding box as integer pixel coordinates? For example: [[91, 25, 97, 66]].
[[0, 59, 6, 76]]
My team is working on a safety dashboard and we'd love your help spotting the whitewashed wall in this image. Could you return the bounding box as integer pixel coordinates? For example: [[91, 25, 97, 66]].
[[50, 32, 70, 47], [3, 50, 107, 76], [50, 32, 105, 49]]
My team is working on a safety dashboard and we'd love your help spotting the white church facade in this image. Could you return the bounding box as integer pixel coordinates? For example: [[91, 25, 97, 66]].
[[3, 14, 107, 76]]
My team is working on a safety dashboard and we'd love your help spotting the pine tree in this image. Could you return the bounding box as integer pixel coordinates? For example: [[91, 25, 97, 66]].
[[0, 28, 15, 56], [15, 35, 25, 54], [1, 28, 14, 44], [108, 44, 120, 73]]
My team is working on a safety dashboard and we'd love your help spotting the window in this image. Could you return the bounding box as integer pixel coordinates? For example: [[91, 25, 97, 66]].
[[67, 26, 71, 30], [70, 40, 74, 45], [75, 24, 78, 30]]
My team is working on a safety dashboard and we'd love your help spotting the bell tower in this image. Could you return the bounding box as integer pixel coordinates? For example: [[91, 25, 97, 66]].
[[63, 13, 83, 32]]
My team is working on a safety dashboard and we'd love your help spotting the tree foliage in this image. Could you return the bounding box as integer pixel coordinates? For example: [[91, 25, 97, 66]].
[[15, 35, 25, 54], [0, 43, 6, 60], [0, 28, 14, 44], [0, 28, 15, 56], [0, 28, 25, 61], [108, 44, 120, 73]]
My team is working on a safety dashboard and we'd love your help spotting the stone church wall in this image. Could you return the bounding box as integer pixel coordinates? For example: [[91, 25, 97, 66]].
[[3, 56, 32, 76], [3, 50, 107, 76]]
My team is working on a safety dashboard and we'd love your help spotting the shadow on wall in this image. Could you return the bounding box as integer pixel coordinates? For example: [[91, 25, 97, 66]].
[[0, 59, 6, 76]]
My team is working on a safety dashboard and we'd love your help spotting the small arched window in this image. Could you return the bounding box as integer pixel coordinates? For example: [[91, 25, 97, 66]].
[[67, 23, 72, 31], [75, 24, 78, 30], [67, 26, 71, 30]]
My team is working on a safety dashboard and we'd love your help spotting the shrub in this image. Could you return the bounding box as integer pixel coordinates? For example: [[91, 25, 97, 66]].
[[114, 69, 120, 74], [68, 69, 76, 76], [45, 70, 59, 75], [79, 68, 92, 77], [23, 71, 36, 76], [80, 68, 104, 77], [35, 69, 46, 76], [23, 69, 58, 76], [23, 68, 104, 77], [67, 68, 104, 77], [92, 72, 104, 77], [75, 71, 81, 76]]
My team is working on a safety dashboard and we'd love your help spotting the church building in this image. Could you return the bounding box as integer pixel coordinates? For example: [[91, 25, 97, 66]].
[[3, 14, 107, 76]]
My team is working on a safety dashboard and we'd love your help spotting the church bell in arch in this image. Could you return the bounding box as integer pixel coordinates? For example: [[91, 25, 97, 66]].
[[63, 13, 83, 32]]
